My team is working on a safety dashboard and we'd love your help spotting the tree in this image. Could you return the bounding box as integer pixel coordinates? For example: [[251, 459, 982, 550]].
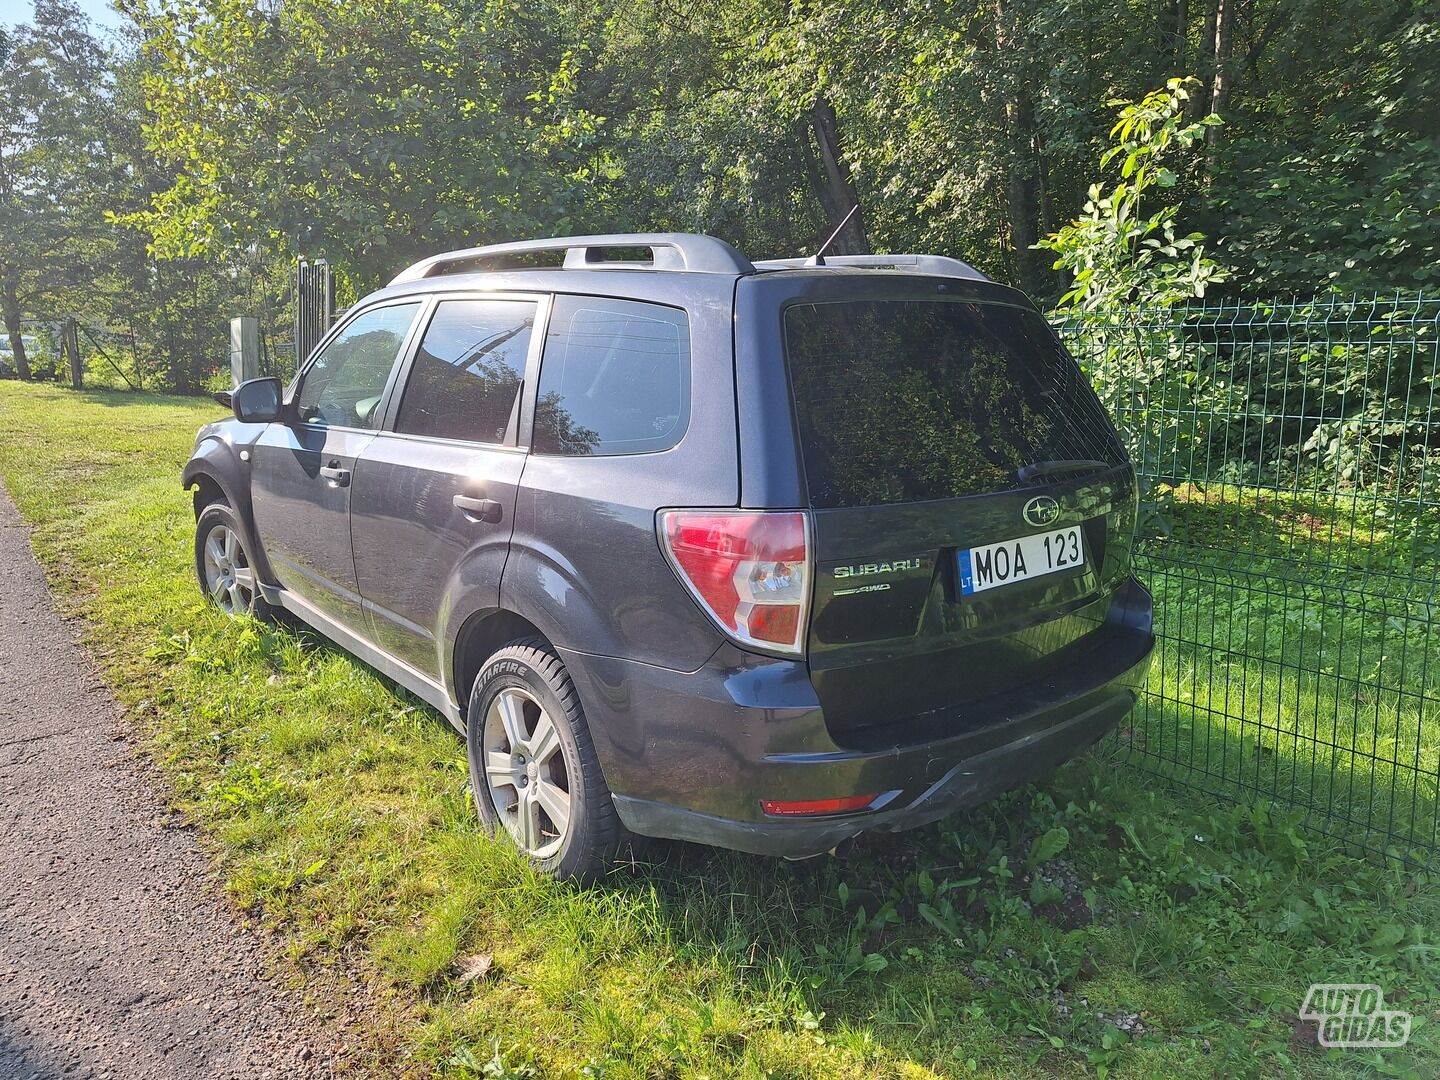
[[126, 0, 597, 291], [1207, 8, 1440, 293], [1038, 78, 1226, 490], [7, 0, 1433, 398], [100, 45, 294, 392], [0, 24, 31, 379], [990, 0, 1043, 288], [584, 0, 869, 258], [1038, 78, 1226, 312], [0, 1, 113, 379]]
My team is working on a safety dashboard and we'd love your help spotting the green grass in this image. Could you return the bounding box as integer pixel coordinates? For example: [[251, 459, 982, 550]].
[[1, 380, 1437, 1079], [1131, 481, 1440, 853]]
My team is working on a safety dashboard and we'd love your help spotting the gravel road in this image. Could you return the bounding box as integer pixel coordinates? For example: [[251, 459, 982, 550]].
[[0, 486, 340, 1079]]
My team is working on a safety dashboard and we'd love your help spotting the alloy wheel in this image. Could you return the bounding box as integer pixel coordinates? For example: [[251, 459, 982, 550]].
[[201, 523, 256, 615], [481, 686, 572, 857]]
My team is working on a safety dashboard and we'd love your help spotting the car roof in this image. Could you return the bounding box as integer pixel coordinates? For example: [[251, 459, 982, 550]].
[[357, 233, 1001, 310]]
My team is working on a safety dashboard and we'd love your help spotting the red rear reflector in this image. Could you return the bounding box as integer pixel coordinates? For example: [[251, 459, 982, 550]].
[[760, 794, 878, 817], [658, 509, 811, 656]]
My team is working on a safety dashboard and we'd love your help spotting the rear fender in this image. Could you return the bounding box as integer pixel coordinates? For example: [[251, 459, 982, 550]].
[[498, 529, 726, 674], [440, 538, 634, 706]]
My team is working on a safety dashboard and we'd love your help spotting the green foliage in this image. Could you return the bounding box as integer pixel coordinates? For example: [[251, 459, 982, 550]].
[[127, 0, 601, 289], [1059, 295, 1440, 512], [581, 1, 835, 256], [9, 0, 1440, 392], [587, 0, 1220, 290], [1040, 79, 1226, 498], [0, 3, 295, 392], [1208, 9, 1440, 294], [1027, 826, 1070, 867], [0, 0, 113, 373], [1039, 78, 1226, 312], [446, 1041, 536, 1079]]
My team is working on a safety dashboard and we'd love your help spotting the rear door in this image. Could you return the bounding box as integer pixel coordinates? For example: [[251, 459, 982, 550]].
[[349, 295, 541, 678], [737, 273, 1138, 744]]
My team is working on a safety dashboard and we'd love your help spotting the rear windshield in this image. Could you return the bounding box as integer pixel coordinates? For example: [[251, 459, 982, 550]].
[[783, 299, 1127, 508]]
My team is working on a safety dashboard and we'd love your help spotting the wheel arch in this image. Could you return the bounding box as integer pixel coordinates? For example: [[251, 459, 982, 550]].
[[450, 608, 554, 711], [181, 443, 276, 585], [188, 472, 227, 514]]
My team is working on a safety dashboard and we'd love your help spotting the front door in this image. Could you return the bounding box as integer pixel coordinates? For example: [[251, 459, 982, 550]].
[[250, 300, 424, 630], [350, 296, 540, 678]]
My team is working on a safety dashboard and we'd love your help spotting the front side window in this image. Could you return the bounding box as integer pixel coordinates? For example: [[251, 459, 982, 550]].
[[295, 303, 421, 429], [533, 296, 691, 456], [394, 299, 537, 444]]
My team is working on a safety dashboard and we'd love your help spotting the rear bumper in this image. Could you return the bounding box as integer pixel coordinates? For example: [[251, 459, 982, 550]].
[[614, 688, 1136, 857], [561, 577, 1153, 859]]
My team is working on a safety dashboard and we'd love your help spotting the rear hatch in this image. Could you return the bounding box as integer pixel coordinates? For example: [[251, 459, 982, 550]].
[[738, 271, 1138, 748]]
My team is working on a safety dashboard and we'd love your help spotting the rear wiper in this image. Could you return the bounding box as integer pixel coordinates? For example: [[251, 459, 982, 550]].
[[1016, 459, 1111, 484]]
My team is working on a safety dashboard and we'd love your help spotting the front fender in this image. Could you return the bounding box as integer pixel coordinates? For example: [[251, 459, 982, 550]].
[[182, 424, 276, 586]]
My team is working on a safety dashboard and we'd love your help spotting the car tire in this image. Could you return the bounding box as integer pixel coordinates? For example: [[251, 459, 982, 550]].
[[194, 501, 274, 620], [466, 637, 622, 879]]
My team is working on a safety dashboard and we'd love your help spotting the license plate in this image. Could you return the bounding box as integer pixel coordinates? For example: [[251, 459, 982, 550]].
[[957, 525, 1085, 596]]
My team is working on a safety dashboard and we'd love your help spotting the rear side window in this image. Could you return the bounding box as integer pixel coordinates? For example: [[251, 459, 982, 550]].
[[784, 300, 1127, 508], [394, 299, 536, 444], [533, 296, 690, 456]]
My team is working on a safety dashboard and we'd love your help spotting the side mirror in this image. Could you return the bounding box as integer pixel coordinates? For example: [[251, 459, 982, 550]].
[[232, 377, 284, 424]]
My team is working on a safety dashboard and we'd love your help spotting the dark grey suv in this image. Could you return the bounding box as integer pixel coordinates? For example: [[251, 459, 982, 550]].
[[184, 233, 1153, 878]]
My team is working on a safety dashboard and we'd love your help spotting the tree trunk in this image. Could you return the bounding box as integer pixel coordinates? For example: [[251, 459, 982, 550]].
[[807, 96, 869, 254], [993, 0, 1043, 292], [1004, 111, 1041, 290], [63, 317, 82, 389], [1208, 0, 1235, 126], [1190, 0, 1219, 122], [158, 264, 179, 392], [1164, 0, 1188, 68], [2, 280, 30, 380], [1204, 0, 1235, 178]]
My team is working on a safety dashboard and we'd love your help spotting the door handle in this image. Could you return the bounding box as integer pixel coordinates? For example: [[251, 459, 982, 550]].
[[319, 461, 350, 487], [453, 494, 503, 523]]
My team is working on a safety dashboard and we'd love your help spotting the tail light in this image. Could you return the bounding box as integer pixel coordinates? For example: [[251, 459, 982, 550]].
[[658, 509, 812, 656]]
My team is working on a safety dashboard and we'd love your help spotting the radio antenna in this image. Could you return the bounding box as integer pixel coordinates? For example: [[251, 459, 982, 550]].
[[804, 205, 861, 267]]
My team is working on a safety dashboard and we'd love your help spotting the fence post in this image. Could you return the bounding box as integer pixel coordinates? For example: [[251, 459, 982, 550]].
[[229, 316, 260, 386], [62, 318, 82, 389], [294, 258, 334, 369]]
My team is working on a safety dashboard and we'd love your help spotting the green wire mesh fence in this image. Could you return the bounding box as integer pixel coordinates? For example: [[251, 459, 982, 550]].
[[1058, 293, 1440, 864]]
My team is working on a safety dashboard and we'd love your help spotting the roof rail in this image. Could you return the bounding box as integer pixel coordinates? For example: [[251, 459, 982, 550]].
[[389, 233, 755, 285], [753, 253, 989, 281]]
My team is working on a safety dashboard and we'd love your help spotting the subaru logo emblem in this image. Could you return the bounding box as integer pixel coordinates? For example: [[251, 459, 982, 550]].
[[1023, 495, 1061, 528]]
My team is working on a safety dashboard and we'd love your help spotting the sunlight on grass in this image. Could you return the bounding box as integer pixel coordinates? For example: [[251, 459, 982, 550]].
[[1164, 481, 1396, 552], [1134, 476, 1440, 859], [1, 382, 1436, 1079]]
